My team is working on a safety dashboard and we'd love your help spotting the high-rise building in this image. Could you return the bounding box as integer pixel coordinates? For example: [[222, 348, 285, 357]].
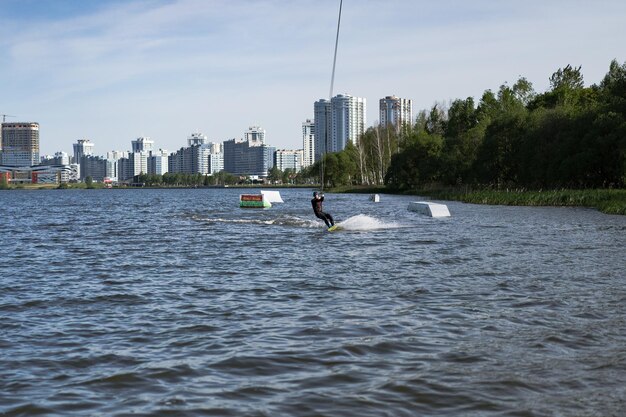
[[169, 146, 201, 174], [380, 95, 413, 131], [72, 139, 111, 181], [208, 153, 224, 174], [168, 133, 221, 175], [130, 151, 150, 177], [314, 94, 366, 162], [117, 157, 133, 181], [73, 139, 94, 164], [244, 126, 266, 146], [148, 149, 169, 175], [330, 94, 366, 152], [40, 151, 70, 166], [314, 100, 331, 163], [107, 150, 128, 160], [209, 142, 223, 154], [127, 137, 155, 178], [275, 149, 302, 172], [188, 132, 207, 147], [105, 151, 128, 182], [81, 155, 107, 181], [131, 137, 154, 153], [1, 122, 40, 166], [302, 119, 315, 168], [223, 138, 275, 178]]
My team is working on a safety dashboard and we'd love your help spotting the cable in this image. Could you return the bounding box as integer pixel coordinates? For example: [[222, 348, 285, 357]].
[[321, 0, 342, 192]]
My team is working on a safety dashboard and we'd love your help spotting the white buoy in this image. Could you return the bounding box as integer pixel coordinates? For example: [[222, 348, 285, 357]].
[[370, 194, 380, 203], [408, 201, 451, 217]]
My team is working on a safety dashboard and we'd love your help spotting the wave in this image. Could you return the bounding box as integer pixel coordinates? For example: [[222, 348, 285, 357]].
[[191, 213, 401, 231], [337, 214, 401, 231], [192, 214, 320, 229]]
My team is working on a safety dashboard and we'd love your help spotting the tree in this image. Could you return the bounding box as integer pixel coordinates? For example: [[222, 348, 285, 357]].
[[426, 103, 446, 136], [442, 97, 478, 184], [268, 166, 282, 184], [550, 64, 584, 90], [385, 126, 443, 190], [474, 112, 527, 186], [601, 59, 626, 115], [512, 77, 536, 106], [282, 168, 295, 184], [207, 171, 234, 186], [0, 174, 9, 190]]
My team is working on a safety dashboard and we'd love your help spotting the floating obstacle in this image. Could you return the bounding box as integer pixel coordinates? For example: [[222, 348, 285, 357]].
[[261, 190, 284, 203], [408, 201, 451, 217], [240, 194, 271, 208], [370, 194, 380, 203]]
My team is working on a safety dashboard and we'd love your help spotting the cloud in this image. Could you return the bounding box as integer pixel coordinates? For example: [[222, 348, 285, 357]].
[[1, 0, 625, 155]]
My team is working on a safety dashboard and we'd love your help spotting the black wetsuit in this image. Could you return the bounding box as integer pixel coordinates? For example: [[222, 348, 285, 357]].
[[311, 195, 334, 228]]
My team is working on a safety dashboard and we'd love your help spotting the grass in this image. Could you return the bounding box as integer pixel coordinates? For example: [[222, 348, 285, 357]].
[[340, 185, 626, 215], [413, 188, 626, 215]]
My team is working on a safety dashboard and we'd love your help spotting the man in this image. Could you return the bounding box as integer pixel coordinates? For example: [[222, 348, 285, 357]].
[[311, 191, 335, 228]]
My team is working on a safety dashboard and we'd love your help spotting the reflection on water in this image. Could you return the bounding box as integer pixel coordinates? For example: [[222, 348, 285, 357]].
[[1, 188, 625, 416]]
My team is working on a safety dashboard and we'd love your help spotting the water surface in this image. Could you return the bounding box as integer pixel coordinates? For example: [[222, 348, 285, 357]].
[[1, 188, 624, 416]]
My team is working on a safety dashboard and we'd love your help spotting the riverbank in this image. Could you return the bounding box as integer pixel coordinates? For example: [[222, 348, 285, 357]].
[[339, 186, 626, 215], [5, 183, 624, 215]]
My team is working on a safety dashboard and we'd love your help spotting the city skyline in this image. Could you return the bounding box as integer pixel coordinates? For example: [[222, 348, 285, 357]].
[[2, 0, 625, 156]]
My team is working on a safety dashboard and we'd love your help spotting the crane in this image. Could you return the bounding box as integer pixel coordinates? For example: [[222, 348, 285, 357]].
[[2, 114, 16, 123]]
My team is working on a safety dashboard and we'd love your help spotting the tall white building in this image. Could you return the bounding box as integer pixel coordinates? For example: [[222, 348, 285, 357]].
[[149, 149, 169, 175], [314, 94, 366, 162], [275, 149, 302, 172], [129, 137, 155, 177], [331, 94, 366, 152], [208, 142, 223, 155], [107, 150, 128, 160], [380, 95, 413, 131], [313, 99, 331, 163], [132, 151, 149, 176], [72, 139, 94, 164], [244, 126, 266, 146], [168, 133, 223, 175], [188, 132, 207, 147], [302, 119, 315, 168], [105, 151, 127, 182], [132, 137, 154, 153], [208, 153, 224, 174]]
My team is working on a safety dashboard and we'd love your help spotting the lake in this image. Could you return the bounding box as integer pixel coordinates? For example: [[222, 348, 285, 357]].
[[1, 188, 624, 416]]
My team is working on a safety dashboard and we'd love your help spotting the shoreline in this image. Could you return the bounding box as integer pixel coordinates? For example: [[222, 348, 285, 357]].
[[338, 186, 626, 215], [4, 183, 625, 215]]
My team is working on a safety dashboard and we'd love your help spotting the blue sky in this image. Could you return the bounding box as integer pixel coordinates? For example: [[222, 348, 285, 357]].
[[1, 0, 625, 156]]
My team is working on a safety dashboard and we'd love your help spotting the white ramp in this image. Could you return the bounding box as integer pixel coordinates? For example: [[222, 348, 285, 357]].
[[260, 190, 284, 203], [408, 201, 451, 217]]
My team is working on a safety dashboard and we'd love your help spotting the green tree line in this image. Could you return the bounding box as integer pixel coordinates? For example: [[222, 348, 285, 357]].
[[134, 171, 239, 187], [305, 59, 626, 190]]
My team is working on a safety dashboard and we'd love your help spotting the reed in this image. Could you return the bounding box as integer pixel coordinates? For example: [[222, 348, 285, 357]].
[[420, 188, 626, 215]]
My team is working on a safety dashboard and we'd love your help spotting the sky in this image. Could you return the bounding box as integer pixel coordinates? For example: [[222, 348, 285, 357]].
[[1, 0, 625, 156]]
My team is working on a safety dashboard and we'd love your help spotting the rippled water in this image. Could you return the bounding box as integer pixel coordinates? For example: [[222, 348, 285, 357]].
[[1, 188, 625, 416]]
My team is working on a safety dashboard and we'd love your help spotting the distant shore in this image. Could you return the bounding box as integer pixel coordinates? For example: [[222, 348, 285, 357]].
[[339, 186, 626, 215], [4, 183, 625, 215]]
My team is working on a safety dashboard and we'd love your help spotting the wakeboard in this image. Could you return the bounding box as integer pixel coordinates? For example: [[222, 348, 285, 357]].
[[327, 225, 339, 232]]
